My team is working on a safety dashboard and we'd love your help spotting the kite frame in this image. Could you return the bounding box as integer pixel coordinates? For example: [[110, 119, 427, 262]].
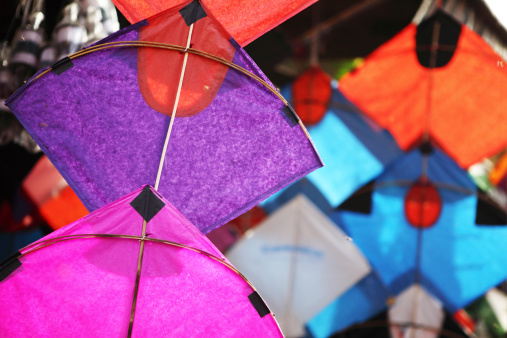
[[21, 233, 254, 287], [11, 232, 283, 334], [26, 40, 311, 140]]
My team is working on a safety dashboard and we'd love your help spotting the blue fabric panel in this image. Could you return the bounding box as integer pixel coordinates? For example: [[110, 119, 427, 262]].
[[332, 184, 417, 294], [332, 148, 507, 311], [306, 273, 389, 337], [419, 187, 507, 311], [306, 88, 402, 207], [262, 84, 402, 210]]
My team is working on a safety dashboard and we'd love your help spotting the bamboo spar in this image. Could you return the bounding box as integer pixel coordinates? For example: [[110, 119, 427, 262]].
[[127, 23, 195, 337]]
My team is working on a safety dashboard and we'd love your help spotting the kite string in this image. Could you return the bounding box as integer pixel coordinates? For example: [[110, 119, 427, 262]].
[[128, 26, 194, 337], [410, 16, 442, 336], [309, 1, 321, 66], [422, 20, 440, 145], [154, 23, 195, 191]]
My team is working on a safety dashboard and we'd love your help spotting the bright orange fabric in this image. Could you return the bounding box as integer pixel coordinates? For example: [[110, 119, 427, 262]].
[[112, 0, 317, 46], [292, 66, 332, 126], [489, 152, 507, 186], [39, 186, 89, 230], [340, 23, 507, 168]]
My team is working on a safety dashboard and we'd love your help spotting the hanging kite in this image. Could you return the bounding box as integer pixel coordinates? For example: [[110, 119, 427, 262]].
[[0, 186, 283, 337], [111, 0, 318, 46], [339, 9, 507, 168], [261, 70, 401, 209], [309, 273, 473, 337], [332, 145, 507, 318], [386, 285, 469, 338], [322, 288, 469, 338], [227, 194, 371, 337], [6, 0, 322, 234]]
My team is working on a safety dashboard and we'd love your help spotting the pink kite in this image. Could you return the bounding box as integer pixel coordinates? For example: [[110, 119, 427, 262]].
[[0, 186, 283, 337]]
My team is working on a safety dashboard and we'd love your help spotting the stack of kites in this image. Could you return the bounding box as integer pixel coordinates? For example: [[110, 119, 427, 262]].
[[228, 6, 507, 338], [0, 0, 324, 336], [2, 0, 507, 337]]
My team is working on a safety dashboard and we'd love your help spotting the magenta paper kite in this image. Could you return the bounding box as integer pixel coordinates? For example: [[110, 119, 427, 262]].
[[6, 0, 322, 234], [0, 186, 283, 337]]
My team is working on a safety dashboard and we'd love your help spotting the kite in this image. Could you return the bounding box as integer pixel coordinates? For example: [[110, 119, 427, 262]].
[[340, 10, 507, 168], [309, 279, 470, 337], [6, 0, 322, 234], [386, 285, 468, 338], [0, 186, 283, 337], [262, 72, 401, 208], [333, 145, 507, 314], [111, 0, 318, 46], [227, 194, 370, 337]]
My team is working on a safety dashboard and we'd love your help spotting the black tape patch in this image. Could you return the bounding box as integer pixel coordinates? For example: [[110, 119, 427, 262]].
[[248, 291, 270, 318], [282, 104, 299, 127], [419, 141, 434, 155], [337, 181, 374, 214], [179, 0, 207, 26], [0, 251, 22, 282], [475, 189, 507, 226], [416, 10, 461, 68], [51, 57, 74, 75], [130, 186, 165, 223]]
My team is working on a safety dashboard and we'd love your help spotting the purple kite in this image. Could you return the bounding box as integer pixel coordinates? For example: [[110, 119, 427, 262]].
[[6, 0, 322, 234], [0, 186, 283, 337]]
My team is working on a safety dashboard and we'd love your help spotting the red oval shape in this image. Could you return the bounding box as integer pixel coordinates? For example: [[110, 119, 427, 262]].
[[138, 3, 235, 118], [292, 66, 332, 126], [404, 179, 442, 228]]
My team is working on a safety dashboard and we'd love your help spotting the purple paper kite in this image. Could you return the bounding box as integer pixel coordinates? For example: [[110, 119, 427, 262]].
[[6, 0, 322, 234], [0, 186, 283, 337]]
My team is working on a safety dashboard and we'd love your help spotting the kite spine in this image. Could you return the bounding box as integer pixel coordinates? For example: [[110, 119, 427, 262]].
[[127, 218, 146, 337], [127, 24, 195, 338], [154, 24, 194, 190]]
